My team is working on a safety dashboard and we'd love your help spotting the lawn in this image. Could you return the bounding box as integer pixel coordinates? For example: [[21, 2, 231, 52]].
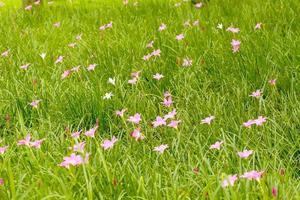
[[0, 0, 299, 199]]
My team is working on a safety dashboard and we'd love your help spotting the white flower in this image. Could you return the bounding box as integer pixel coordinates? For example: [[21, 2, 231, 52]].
[[103, 92, 113, 100], [108, 77, 116, 85]]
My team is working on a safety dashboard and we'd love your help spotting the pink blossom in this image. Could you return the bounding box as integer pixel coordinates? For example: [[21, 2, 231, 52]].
[[146, 41, 154, 48], [127, 113, 141, 124], [131, 71, 141, 78], [255, 23, 262, 30], [59, 153, 89, 168], [164, 109, 177, 120], [162, 96, 173, 107], [194, 2, 203, 8], [55, 56, 63, 64], [201, 116, 215, 125], [143, 54, 152, 61], [25, 5, 32, 10], [226, 26, 240, 33], [243, 119, 256, 128], [154, 144, 168, 154], [210, 141, 223, 150], [182, 58, 192, 67], [131, 128, 144, 141], [272, 187, 278, 197], [61, 70, 71, 79], [168, 120, 181, 129], [250, 89, 262, 98], [153, 73, 164, 80], [151, 49, 161, 57], [269, 79, 277, 86], [17, 134, 31, 146], [99, 21, 113, 30], [240, 170, 264, 181], [231, 39, 241, 53], [73, 142, 85, 152], [152, 116, 166, 128], [238, 149, 253, 158], [128, 77, 138, 85], [0, 178, 3, 186], [30, 139, 45, 149], [176, 33, 184, 41], [20, 63, 30, 70], [193, 20, 199, 26], [53, 22, 61, 28], [255, 116, 267, 126], [30, 100, 41, 108], [71, 66, 80, 72], [222, 174, 238, 187], [76, 34, 82, 40], [101, 136, 118, 150], [116, 109, 127, 117], [158, 23, 167, 32], [84, 126, 98, 137], [71, 130, 81, 139], [1, 49, 9, 57], [87, 64, 97, 71], [0, 146, 8, 154]]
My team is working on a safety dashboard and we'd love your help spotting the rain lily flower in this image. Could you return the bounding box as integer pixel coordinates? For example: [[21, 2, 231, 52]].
[[1, 49, 9, 57], [210, 141, 223, 150], [108, 77, 116, 85], [87, 64, 97, 71], [18, 134, 31, 146], [240, 170, 264, 181], [222, 174, 238, 188], [162, 96, 173, 107], [195, 2, 203, 8], [217, 23, 223, 29], [61, 70, 71, 79], [238, 149, 253, 158], [84, 126, 98, 137], [272, 187, 278, 197], [231, 39, 241, 53], [34, 0, 41, 5], [30, 139, 45, 149], [30, 100, 41, 108], [40, 53, 46, 60], [168, 120, 181, 129], [243, 119, 256, 128], [143, 54, 152, 61], [55, 56, 63, 64], [127, 113, 141, 124], [53, 22, 61, 28], [76, 33, 82, 40], [193, 20, 199, 26], [128, 77, 138, 85], [255, 23, 262, 30], [268, 79, 277, 86], [25, 5, 32, 10], [131, 128, 145, 141], [151, 49, 161, 57], [255, 116, 267, 126], [158, 23, 167, 31], [152, 116, 166, 128], [0, 178, 3, 186], [226, 26, 240, 33], [176, 33, 184, 41], [164, 109, 177, 120], [146, 40, 154, 48], [103, 92, 113, 100], [182, 58, 192, 67], [73, 142, 85, 152], [71, 130, 81, 139], [153, 73, 164, 80], [154, 144, 168, 154], [18, 134, 44, 148], [131, 71, 141, 78], [68, 43, 76, 48], [59, 153, 89, 168], [250, 89, 262, 98], [99, 21, 113, 30], [71, 66, 80, 72], [20, 63, 30, 70], [0, 146, 8, 154], [101, 136, 118, 150], [116, 109, 127, 117], [201, 116, 215, 124]]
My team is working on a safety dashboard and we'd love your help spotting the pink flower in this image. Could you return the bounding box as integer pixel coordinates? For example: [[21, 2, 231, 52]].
[[25, 5, 32, 10], [101, 136, 118, 150], [128, 77, 138, 85], [268, 79, 276, 86], [154, 144, 168, 154], [76, 34, 82, 40], [71, 65, 80, 72], [168, 120, 181, 129], [238, 149, 253, 158], [152, 116, 166, 128], [146, 41, 154, 48], [250, 89, 262, 98], [131, 128, 144, 141], [201, 116, 215, 125], [143, 54, 152, 61], [162, 96, 173, 107], [34, 1, 41, 5], [71, 130, 81, 139], [255, 116, 267, 126], [55, 56, 63, 64], [272, 187, 278, 197], [240, 170, 264, 181], [20, 63, 30, 70], [0, 178, 3, 186], [131, 71, 141, 78], [231, 39, 241, 53], [127, 113, 141, 124], [210, 141, 223, 150], [255, 23, 262, 30], [30, 139, 45, 149], [59, 153, 89, 168], [73, 142, 85, 152], [1, 49, 9, 57], [116, 109, 127, 117], [164, 109, 177, 120], [99, 22, 113, 30], [0, 146, 8, 154], [53, 22, 61, 28], [193, 20, 199, 26], [226, 26, 240, 33], [195, 2, 203, 8], [176, 33, 184, 41], [30, 100, 41, 108], [17, 134, 31, 146], [182, 58, 192, 67], [61, 70, 71, 79], [151, 49, 161, 57], [87, 64, 97, 71], [158, 23, 167, 32], [243, 119, 256, 128], [153, 73, 164, 80], [84, 126, 98, 137], [222, 174, 238, 187]]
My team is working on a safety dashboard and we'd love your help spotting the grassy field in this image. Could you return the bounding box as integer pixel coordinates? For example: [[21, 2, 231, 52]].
[[0, 0, 299, 199]]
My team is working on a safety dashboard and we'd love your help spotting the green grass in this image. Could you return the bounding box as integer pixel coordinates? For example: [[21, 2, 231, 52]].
[[0, 0, 299, 199]]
